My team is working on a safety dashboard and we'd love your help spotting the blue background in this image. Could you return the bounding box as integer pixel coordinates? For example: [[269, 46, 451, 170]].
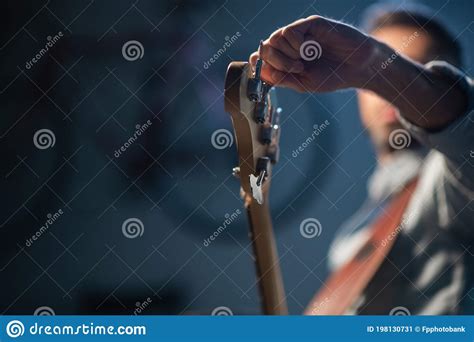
[[0, 0, 473, 315]]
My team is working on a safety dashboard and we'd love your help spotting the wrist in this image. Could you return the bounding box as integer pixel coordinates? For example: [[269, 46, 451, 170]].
[[362, 39, 395, 92]]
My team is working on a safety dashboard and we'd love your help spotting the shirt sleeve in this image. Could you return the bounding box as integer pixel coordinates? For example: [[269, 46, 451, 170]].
[[396, 60, 474, 190]]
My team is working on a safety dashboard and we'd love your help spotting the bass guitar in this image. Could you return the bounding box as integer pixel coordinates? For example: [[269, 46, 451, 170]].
[[224, 46, 288, 315]]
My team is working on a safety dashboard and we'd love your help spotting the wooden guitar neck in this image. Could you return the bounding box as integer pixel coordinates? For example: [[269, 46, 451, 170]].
[[246, 199, 288, 315], [224, 61, 288, 315]]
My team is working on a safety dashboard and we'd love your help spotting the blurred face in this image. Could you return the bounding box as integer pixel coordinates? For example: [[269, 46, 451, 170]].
[[357, 25, 433, 153]]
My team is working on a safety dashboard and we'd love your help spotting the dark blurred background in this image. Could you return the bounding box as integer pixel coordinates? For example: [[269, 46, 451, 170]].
[[0, 0, 472, 315]]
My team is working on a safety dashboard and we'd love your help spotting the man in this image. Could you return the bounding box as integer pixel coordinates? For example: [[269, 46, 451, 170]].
[[250, 3, 473, 314]]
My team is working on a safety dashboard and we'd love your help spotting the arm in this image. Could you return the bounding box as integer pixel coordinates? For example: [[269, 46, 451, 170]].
[[366, 41, 468, 130], [249, 15, 469, 131]]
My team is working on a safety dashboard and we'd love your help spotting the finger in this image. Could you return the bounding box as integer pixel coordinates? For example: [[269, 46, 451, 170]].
[[268, 29, 300, 60], [249, 51, 259, 63], [260, 63, 303, 91], [249, 53, 273, 83], [250, 46, 303, 74], [249, 51, 259, 70], [281, 16, 317, 51], [249, 55, 302, 90], [260, 43, 304, 73]]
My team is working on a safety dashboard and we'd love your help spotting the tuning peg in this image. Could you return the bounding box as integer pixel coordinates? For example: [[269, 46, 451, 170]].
[[260, 105, 282, 145], [247, 41, 264, 102], [247, 74, 263, 103], [273, 107, 282, 127], [256, 156, 270, 174], [267, 146, 280, 164], [256, 169, 266, 187], [254, 101, 266, 124], [260, 126, 272, 145]]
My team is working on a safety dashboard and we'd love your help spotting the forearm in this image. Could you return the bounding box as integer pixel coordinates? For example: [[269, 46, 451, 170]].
[[365, 40, 468, 130]]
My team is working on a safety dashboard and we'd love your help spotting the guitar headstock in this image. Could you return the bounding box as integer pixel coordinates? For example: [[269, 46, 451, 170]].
[[224, 59, 282, 206]]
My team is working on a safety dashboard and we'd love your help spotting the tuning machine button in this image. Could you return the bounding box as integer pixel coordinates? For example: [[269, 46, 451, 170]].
[[260, 105, 281, 145], [247, 76, 263, 103], [260, 126, 272, 145], [247, 41, 265, 103], [268, 107, 282, 162], [274, 107, 282, 127], [256, 156, 270, 174], [254, 101, 266, 124], [267, 146, 280, 164]]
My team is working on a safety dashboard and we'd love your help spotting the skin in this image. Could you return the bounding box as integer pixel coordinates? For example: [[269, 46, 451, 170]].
[[249, 15, 468, 163], [357, 25, 433, 161]]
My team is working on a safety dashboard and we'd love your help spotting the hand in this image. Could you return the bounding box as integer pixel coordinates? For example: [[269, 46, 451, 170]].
[[249, 15, 380, 92]]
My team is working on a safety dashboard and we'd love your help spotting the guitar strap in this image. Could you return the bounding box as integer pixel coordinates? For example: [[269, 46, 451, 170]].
[[305, 177, 419, 315]]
